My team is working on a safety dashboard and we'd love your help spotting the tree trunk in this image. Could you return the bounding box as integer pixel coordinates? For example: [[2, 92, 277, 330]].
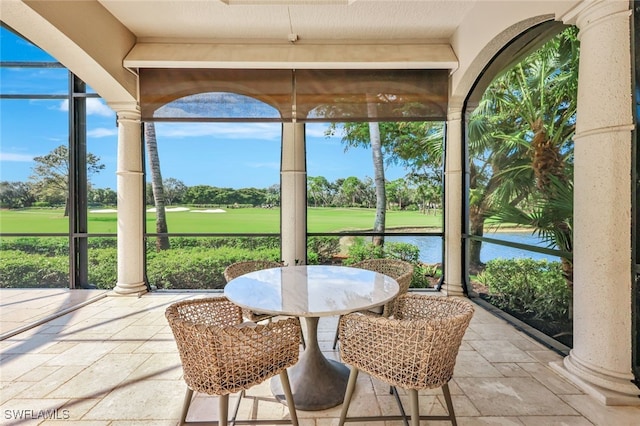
[[468, 205, 485, 272], [531, 119, 573, 291], [144, 122, 170, 251], [368, 103, 386, 247]]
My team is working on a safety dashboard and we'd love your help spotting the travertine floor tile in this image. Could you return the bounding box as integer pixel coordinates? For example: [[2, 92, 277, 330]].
[[560, 394, 640, 426], [453, 350, 504, 377], [83, 380, 183, 421], [493, 362, 532, 377], [2, 290, 638, 426], [456, 377, 579, 416], [518, 415, 595, 425], [456, 417, 525, 425], [47, 353, 152, 398], [468, 340, 536, 363], [517, 362, 582, 395], [16, 366, 86, 399]]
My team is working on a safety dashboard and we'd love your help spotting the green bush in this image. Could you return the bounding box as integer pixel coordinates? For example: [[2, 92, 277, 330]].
[[0, 250, 69, 288], [411, 263, 440, 289], [343, 237, 384, 264], [147, 246, 281, 290], [0, 237, 118, 256], [307, 236, 340, 263], [344, 238, 434, 288], [151, 236, 280, 251], [477, 258, 570, 320], [1, 237, 69, 256], [384, 242, 420, 263], [88, 248, 118, 289]]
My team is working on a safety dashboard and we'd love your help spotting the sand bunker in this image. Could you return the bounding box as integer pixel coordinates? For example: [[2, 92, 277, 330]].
[[191, 209, 226, 213], [146, 207, 191, 212], [90, 209, 117, 213], [92, 207, 224, 213]]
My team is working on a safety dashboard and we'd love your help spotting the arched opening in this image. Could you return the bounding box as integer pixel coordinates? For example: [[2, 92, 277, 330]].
[[462, 21, 577, 353]]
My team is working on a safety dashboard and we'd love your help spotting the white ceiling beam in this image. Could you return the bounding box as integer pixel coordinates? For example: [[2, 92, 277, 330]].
[[124, 43, 458, 70]]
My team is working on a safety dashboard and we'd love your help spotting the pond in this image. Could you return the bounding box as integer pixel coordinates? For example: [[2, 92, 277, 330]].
[[387, 231, 561, 264]]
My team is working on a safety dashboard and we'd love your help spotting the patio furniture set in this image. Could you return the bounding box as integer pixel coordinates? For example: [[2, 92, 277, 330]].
[[165, 260, 475, 426]]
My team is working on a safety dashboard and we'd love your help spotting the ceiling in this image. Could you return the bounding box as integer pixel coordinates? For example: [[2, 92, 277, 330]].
[[98, 0, 476, 44], [0, 0, 580, 105]]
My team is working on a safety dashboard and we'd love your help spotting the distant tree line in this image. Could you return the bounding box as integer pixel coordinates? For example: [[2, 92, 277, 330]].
[[1, 172, 441, 213]]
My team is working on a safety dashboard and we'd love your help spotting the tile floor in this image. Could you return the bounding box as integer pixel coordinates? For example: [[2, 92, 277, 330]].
[[1, 289, 639, 425]]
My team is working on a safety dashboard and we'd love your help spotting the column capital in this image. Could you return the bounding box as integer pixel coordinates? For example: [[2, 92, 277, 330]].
[[562, 0, 630, 30], [109, 101, 141, 122], [447, 108, 463, 122]]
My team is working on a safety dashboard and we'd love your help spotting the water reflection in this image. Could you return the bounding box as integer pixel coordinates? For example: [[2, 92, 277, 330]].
[[387, 232, 559, 264]]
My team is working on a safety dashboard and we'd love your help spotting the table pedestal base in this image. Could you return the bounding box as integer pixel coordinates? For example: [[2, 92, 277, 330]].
[[271, 316, 349, 411]]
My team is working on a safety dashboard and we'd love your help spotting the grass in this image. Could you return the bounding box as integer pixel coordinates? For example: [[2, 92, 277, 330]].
[[0, 207, 443, 234]]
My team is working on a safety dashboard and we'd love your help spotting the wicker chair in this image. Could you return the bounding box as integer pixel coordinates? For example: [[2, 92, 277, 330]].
[[223, 260, 283, 323], [166, 297, 301, 426], [224, 260, 306, 349], [337, 294, 474, 426], [332, 258, 414, 349]]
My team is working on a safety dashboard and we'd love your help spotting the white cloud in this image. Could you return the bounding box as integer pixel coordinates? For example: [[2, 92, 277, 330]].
[[0, 152, 33, 162], [58, 98, 114, 117], [155, 122, 281, 140], [88, 128, 117, 138], [306, 122, 345, 139], [86, 98, 114, 117]]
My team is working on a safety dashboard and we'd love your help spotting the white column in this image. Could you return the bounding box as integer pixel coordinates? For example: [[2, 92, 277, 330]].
[[112, 105, 147, 295], [281, 122, 307, 266], [443, 108, 465, 296], [550, 0, 638, 404]]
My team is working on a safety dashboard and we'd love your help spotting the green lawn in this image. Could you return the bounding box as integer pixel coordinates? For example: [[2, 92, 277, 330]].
[[0, 207, 443, 234]]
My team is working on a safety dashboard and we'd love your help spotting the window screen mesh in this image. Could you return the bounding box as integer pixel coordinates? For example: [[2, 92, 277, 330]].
[[140, 68, 448, 122]]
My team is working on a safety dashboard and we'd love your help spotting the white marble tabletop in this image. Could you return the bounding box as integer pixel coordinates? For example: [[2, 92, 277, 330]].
[[224, 264, 400, 317]]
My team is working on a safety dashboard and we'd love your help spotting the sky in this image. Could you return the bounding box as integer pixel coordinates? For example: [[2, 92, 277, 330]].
[[0, 27, 408, 190]]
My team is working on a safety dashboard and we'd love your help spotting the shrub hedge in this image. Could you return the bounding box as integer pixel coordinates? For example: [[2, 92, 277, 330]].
[[0, 235, 428, 290], [476, 258, 571, 320], [0, 250, 69, 288], [344, 237, 435, 288]]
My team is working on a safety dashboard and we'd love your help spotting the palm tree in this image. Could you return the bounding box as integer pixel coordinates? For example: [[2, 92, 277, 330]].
[[491, 176, 573, 286], [466, 26, 578, 271], [368, 118, 386, 246], [144, 122, 170, 251], [327, 118, 387, 246]]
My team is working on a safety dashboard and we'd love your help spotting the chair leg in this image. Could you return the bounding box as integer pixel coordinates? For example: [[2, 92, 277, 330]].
[[332, 315, 342, 349], [179, 388, 193, 426], [279, 370, 299, 426], [409, 388, 419, 426], [442, 383, 457, 426], [229, 390, 245, 425], [390, 386, 410, 426], [338, 366, 359, 426], [218, 394, 229, 426], [300, 326, 306, 350]]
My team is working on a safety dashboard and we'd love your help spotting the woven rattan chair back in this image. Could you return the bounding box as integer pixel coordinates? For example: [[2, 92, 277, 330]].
[[223, 260, 282, 283], [337, 294, 474, 426], [351, 258, 414, 317], [224, 260, 306, 349], [166, 297, 301, 426], [332, 259, 414, 350], [223, 260, 282, 322]]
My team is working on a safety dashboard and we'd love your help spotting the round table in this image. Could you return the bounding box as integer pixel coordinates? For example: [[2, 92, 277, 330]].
[[224, 264, 399, 411]]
